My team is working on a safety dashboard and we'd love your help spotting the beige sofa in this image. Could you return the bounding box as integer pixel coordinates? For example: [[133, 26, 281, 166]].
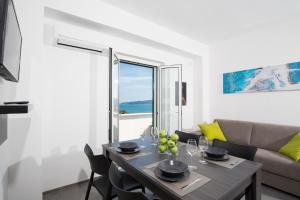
[[213, 119, 300, 197]]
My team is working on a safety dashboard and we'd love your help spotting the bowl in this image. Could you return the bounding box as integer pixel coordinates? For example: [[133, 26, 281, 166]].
[[205, 146, 228, 159], [158, 160, 188, 178], [119, 142, 138, 152]]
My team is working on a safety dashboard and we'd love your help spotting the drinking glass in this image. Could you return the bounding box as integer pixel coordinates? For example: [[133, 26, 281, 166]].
[[186, 139, 198, 170], [198, 135, 208, 164], [139, 134, 146, 149], [150, 126, 159, 145]]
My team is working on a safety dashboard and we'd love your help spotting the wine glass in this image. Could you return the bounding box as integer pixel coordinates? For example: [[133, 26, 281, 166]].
[[150, 126, 159, 145], [186, 139, 198, 170], [198, 135, 208, 164]]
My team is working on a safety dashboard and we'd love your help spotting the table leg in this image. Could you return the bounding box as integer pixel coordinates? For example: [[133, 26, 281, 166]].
[[245, 168, 261, 200], [104, 148, 113, 200], [104, 182, 113, 200]]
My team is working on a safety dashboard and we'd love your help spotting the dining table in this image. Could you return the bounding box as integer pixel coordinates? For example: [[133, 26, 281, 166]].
[[103, 137, 262, 200]]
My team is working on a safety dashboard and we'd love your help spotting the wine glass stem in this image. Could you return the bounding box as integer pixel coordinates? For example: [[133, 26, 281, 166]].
[[201, 150, 205, 161]]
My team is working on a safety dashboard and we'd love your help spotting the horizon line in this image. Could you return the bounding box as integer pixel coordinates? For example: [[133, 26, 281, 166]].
[[120, 99, 153, 104]]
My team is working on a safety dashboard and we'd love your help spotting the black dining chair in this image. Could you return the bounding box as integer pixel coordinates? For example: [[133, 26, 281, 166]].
[[212, 139, 257, 200], [109, 162, 158, 200], [84, 144, 145, 200], [175, 130, 201, 145], [212, 139, 257, 161]]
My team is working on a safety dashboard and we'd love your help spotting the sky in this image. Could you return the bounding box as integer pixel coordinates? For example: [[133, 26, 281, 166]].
[[119, 62, 153, 103]]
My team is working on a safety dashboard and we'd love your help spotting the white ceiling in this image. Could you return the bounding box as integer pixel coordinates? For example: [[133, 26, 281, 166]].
[[99, 0, 300, 44]]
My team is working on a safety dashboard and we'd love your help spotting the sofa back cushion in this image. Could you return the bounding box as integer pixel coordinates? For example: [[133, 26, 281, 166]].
[[215, 119, 253, 145], [251, 122, 300, 151]]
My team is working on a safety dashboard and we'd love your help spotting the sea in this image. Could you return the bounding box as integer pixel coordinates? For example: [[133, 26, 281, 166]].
[[120, 100, 153, 114]]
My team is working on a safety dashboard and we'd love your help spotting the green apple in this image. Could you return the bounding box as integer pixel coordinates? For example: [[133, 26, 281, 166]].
[[159, 145, 167, 153], [170, 146, 178, 154], [170, 133, 179, 142], [167, 140, 176, 148], [160, 138, 167, 145], [159, 130, 167, 138]]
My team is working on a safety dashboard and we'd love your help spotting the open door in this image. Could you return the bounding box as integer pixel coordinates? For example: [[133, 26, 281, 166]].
[[158, 64, 182, 134], [109, 48, 120, 143]]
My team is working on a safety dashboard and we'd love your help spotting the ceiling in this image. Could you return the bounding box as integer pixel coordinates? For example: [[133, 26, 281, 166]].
[[99, 0, 300, 44]]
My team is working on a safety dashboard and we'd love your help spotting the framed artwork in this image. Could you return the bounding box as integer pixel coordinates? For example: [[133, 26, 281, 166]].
[[175, 82, 187, 106], [223, 61, 300, 94]]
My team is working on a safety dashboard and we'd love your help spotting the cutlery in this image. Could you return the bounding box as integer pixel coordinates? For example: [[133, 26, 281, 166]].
[[180, 178, 201, 190]]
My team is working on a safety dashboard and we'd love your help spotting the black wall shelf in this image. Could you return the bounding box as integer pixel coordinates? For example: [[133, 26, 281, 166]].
[[0, 104, 29, 114], [0, 104, 30, 146]]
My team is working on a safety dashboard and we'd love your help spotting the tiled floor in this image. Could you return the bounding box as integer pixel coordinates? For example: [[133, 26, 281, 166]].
[[43, 181, 300, 200], [43, 181, 97, 200], [258, 186, 300, 200]]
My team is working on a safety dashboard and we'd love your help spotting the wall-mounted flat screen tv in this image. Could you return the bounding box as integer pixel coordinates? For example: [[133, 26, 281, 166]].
[[0, 0, 22, 82]]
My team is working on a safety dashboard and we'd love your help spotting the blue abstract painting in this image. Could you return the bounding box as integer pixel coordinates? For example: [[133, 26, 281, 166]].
[[223, 61, 300, 94]]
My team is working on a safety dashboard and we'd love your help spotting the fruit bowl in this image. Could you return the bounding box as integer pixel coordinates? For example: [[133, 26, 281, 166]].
[[158, 131, 179, 155]]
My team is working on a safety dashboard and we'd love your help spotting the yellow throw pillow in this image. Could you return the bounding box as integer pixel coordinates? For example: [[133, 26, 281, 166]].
[[198, 122, 227, 142], [279, 132, 300, 162]]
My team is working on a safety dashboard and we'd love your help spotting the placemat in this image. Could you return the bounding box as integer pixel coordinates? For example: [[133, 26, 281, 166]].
[[206, 155, 245, 169], [120, 151, 152, 160], [143, 162, 210, 196], [109, 147, 152, 160]]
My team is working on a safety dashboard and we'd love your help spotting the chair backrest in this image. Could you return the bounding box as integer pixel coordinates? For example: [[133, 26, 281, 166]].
[[84, 144, 110, 176], [175, 130, 201, 145], [109, 163, 149, 200], [212, 139, 257, 161]]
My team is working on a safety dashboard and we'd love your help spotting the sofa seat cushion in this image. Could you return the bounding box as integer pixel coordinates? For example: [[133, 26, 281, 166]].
[[255, 148, 300, 181]]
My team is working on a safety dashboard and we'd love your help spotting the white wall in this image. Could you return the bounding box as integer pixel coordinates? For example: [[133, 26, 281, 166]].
[[0, 136, 8, 200], [0, 0, 43, 199], [42, 43, 109, 191], [44, 0, 208, 57], [209, 18, 300, 126], [42, 9, 203, 191]]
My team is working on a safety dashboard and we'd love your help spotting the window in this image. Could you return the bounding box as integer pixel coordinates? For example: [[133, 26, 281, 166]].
[[119, 61, 154, 114]]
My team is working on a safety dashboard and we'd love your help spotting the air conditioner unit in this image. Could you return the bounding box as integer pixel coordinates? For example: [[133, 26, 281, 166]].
[[56, 35, 107, 54]]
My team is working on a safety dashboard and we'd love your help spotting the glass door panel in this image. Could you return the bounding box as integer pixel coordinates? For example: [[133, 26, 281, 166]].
[[109, 48, 120, 143], [159, 64, 182, 134]]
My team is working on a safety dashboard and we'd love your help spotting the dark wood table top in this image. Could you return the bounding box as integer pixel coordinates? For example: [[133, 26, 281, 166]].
[[103, 137, 262, 200]]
